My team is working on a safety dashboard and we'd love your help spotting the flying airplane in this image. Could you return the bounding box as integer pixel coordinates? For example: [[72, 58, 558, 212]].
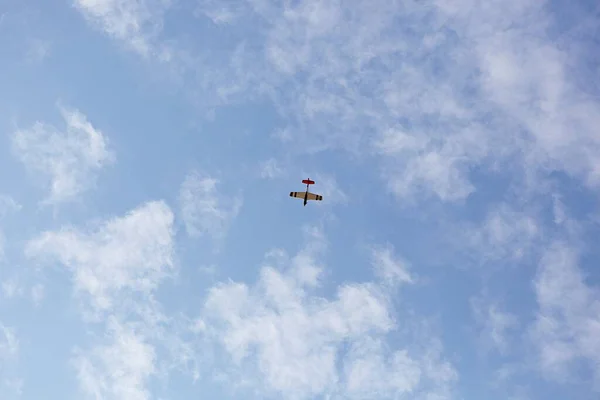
[[290, 178, 323, 206]]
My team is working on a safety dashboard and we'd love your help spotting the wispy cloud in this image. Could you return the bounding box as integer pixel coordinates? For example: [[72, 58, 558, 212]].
[[25, 200, 174, 317], [0, 323, 20, 398], [73, 0, 172, 59], [530, 241, 600, 388], [24, 200, 187, 399], [194, 0, 245, 25], [0, 324, 18, 361], [30, 283, 45, 306], [370, 243, 413, 287], [195, 227, 457, 399], [0, 195, 20, 261], [11, 106, 114, 205], [1, 278, 46, 306], [185, 0, 600, 205], [1, 278, 23, 300], [72, 316, 156, 400], [0, 196, 21, 219], [178, 170, 242, 240], [432, 0, 600, 193], [376, 129, 486, 203], [464, 203, 540, 263], [259, 158, 285, 179], [471, 296, 518, 355], [25, 38, 50, 63], [76, 0, 600, 204]]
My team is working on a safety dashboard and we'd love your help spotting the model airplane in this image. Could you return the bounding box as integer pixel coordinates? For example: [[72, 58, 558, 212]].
[[290, 178, 323, 206]]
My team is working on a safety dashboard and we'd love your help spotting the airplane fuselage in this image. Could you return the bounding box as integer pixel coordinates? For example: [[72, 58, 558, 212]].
[[303, 183, 309, 206]]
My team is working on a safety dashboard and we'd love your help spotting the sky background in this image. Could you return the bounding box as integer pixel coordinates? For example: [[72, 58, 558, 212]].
[[0, 0, 600, 399]]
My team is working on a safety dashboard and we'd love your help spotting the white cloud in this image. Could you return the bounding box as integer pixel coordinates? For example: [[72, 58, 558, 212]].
[[26, 38, 50, 63], [1, 278, 22, 300], [227, 0, 491, 200], [0, 324, 18, 361], [471, 297, 518, 355], [465, 204, 540, 263], [23, 200, 192, 399], [0, 196, 21, 218], [74, 0, 172, 59], [259, 158, 285, 179], [342, 337, 421, 397], [197, 229, 456, 399], [72, 317, 156, 400], [531, 241, 600, 387], [374, 127, 429, 156], [31, 283, 45, 306], [11, 106, 114, 205], [0, 323, 20, 397], [178, 0, 600, 205], [178, 170, 242, 240], [375, 127, 489, 203], [195, 0, 246, 25], [0, 195, 20, 261], [370, 244, 413, 287], [0, 232, 4, 261], [434, 0, 600, 192], [25, 200, 174, 316], [75, 0, 600, 206]]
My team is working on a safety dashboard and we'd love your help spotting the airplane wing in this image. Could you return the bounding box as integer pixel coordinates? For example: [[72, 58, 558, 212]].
[[289, 191, 323, 201], [306, 192, 323, 201]]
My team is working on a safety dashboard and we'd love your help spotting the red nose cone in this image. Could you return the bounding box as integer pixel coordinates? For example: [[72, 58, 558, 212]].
[[302, 179, 315, 185]]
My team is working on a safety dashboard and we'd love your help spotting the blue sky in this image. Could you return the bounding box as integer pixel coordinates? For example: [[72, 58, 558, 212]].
[[1, 0, 600, 399]]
